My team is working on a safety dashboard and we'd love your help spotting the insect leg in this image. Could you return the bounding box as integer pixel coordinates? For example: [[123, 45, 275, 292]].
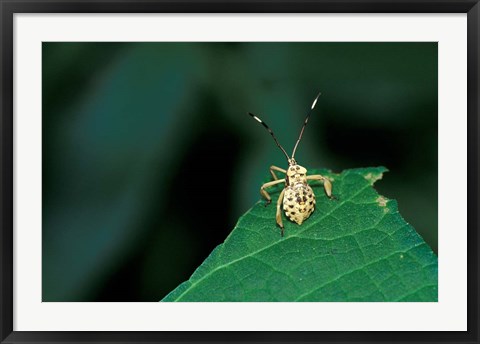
[[269, 165, 287, 181], [276, 188, 286, 236], [307, 174, 333, 198], [260, 179, 286, 206]]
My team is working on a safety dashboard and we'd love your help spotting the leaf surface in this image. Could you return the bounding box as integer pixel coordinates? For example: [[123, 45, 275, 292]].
[[162, 167, 438, 302]]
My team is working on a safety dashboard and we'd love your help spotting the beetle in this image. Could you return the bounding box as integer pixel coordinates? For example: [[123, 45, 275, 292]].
[[248, 92, 334, 236]]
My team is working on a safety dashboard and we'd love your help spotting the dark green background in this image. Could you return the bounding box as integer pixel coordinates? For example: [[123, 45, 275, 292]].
[[42, 42, 437, 301]]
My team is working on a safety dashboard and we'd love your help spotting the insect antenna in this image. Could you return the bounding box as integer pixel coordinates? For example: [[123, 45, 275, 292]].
[[248, 112, 290, 161], [291, 91, 321, 159]]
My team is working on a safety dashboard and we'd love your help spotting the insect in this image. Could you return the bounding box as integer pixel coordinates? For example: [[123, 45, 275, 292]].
[[248, 92, 333, 236]]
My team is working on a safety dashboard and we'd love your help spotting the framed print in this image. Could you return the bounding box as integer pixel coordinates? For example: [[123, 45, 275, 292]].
[[1, 0, 479, 343]]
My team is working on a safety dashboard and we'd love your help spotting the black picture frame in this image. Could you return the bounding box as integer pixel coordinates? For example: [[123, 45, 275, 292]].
[[1, 1, 479, 343]]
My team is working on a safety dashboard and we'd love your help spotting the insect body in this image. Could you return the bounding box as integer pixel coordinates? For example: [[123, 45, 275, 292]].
[[283, 164, 315, 225], [248, 92, 333, 236]]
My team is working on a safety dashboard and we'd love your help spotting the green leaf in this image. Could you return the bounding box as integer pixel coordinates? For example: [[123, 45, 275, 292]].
[[162, 167, 437, 302]]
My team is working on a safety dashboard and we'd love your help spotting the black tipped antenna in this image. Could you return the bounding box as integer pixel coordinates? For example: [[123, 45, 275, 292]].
[[248, 112, 290, 161], [291, 92, 321, 159]]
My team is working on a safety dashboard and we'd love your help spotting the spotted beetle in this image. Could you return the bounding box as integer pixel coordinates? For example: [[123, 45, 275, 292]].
[[248, 92, 333, 236]]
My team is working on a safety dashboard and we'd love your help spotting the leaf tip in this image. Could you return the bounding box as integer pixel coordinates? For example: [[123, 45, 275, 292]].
[[362, 166, 388, 185]]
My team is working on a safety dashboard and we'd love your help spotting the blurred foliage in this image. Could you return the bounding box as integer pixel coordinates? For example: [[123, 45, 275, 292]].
[[163, 167, 438, 302], [42, 42, 437, 301]]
